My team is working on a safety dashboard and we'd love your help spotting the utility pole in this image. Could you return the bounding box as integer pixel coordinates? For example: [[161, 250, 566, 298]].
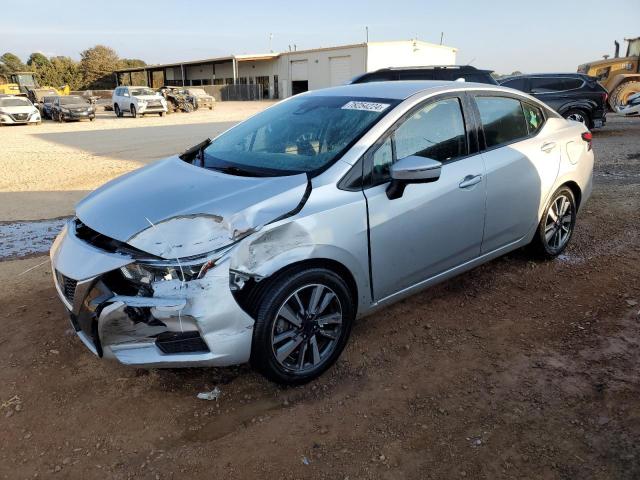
[[365, 26, 369, 43], [440, 31, 444, 45], [269, 33, 273, 53]]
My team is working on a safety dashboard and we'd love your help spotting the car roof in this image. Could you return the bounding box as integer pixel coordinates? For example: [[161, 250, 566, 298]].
[[370, 65, 492, 73], [304, 80, 504, 100]]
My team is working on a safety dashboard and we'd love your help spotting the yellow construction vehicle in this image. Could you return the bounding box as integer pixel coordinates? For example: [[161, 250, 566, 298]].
[[0, 71, 70, 97], [578, 37, 640, 110]]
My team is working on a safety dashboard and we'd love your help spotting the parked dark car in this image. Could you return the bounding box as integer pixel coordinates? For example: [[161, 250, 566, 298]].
[[52, 95, 95, 122], [349, 65, 498, 85], [499, 74, 608, 128], [41, 95, 59, 120]]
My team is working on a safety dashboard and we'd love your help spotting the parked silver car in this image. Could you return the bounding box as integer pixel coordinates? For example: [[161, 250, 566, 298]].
[[50, 82, 594, 384]]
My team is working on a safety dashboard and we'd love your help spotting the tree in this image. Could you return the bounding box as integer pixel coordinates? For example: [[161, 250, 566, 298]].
[[0, 52, 27, 75], [27, 52, 50, 69], [47, 56, 83, 90], [79, 45, 120, 89]]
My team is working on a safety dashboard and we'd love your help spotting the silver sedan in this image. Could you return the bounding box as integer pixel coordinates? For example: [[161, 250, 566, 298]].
[[50, 81, 594, 384]]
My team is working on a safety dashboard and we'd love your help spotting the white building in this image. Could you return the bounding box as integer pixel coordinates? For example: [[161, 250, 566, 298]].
[[115, 40, 458, 99]]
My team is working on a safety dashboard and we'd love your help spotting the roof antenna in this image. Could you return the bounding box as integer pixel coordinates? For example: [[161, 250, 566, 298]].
[[465, 57, 476, 66], [365, 26, 369, 43], [269, 33, 273, 53]]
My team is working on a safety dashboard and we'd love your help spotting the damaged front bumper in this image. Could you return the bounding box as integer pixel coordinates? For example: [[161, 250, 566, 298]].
[[50, 221, 254, 368]]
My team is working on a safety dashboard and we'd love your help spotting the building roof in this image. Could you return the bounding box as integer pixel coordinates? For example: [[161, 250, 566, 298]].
[[114, 40, 457, 74]]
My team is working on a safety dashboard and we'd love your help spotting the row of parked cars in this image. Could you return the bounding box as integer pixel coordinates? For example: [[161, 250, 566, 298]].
[[350, 65, 611, 129], [0, 93, 95, 125], [0, 85, 216, 126]]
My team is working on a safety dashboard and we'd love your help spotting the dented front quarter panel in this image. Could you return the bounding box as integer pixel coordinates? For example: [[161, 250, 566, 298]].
[[230, 167, 374, 315]]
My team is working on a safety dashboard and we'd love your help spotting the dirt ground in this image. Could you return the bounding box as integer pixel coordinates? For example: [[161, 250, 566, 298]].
[[1, 114, 639, 480]]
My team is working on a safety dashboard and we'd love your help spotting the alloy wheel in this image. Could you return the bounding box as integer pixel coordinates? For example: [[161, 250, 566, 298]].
[[566, 112, 586, 124], [544, 194, 573, 250], [270, 284, 343, 373]]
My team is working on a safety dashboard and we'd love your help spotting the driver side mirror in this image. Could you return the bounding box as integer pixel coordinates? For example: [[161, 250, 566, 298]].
[[386, 155, 442, 200]]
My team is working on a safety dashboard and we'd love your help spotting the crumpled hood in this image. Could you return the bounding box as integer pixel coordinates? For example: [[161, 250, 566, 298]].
[[76, 156, 308, 259]]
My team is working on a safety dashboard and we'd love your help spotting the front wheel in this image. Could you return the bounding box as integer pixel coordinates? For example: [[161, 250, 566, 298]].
[[114, 104, 122, 117], [530, 186, 577, 258], [251, 268, 354, 385], [130, 104, 137, 118], [159, 111, 165, 117]]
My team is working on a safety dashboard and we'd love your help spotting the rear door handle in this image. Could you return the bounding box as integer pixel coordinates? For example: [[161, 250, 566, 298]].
[[459, 174, 482, 189], [541, 141, 557, 153]]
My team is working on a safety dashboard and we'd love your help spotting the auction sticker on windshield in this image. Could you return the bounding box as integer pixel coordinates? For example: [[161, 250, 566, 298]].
[[341, 101, 390, 112]]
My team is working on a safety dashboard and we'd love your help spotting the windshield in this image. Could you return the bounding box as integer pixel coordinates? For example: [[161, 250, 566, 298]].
[[0, 97, 31, 107], [14, 74, 36, 86], [60, 96, 88, 105], [130, 88, 156, 96], [189, 89, 207, 96], [628, 39, 640, 57], [202, 95, 398, 175], [43, 96, 58, 104]]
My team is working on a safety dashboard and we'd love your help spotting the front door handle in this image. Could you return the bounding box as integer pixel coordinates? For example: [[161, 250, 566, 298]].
[[458, 174, 482, 189], [541, 141, 557, 153]]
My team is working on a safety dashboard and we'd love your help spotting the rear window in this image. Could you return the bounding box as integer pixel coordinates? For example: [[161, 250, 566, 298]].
[[476, 96, 528, 148]]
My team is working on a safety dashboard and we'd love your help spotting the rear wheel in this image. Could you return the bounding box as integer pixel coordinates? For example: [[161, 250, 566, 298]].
[[611, 81, 640, 110], [530, 186, 577, 258], [250, 268, 354, 385], [563, 108, 590, 127]]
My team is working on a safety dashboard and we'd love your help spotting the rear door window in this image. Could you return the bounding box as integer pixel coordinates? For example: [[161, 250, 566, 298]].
[[530, 77, 566, 93], [475, 96, 529, 148]]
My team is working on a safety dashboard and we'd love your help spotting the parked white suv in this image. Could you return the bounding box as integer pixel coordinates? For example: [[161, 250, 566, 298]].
[[112, 86, 167, 118]]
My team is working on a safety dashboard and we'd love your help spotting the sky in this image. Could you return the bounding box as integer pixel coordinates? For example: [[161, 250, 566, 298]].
[[1, 0, 638, 74]]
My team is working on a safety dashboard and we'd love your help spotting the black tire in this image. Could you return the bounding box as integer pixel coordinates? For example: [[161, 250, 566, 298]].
[[159, 111, 165, 117], [610, 81, 640, 110], [530, 186, 577, 259], [563, 108, 591, 128], [114, 104, 122, 117], [57, 112, 64, 123], [89, 117, 95, 122], [130, 104, 137, 118], [250, 267, 355, 385]]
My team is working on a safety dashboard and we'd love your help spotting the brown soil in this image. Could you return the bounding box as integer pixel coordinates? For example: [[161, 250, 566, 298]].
[[1, 116, 639, 480]]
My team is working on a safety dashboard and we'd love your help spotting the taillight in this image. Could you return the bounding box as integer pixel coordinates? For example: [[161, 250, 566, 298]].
[[581, 131, 592, 151]]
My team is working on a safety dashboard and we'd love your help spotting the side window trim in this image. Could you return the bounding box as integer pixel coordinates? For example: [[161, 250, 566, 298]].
[[358, 93, 474, 189]]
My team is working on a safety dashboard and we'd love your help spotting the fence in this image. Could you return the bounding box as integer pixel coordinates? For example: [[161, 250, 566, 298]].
[[220, 84, 263, 101]]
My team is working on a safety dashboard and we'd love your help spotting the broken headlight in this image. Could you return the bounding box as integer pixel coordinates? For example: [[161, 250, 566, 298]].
[[120, 261, 213, 284]]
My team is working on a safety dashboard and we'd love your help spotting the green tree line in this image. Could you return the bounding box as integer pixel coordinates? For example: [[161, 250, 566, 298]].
[[0, 45, 146, 90]]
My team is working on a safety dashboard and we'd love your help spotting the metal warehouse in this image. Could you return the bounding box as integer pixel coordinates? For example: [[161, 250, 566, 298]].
[[114, 40, 457, 99]]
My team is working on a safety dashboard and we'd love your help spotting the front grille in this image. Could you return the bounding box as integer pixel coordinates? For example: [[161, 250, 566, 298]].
[[10, 113, 29, 121], [56, 271, 77, 303], [146, 100, 162, 107]]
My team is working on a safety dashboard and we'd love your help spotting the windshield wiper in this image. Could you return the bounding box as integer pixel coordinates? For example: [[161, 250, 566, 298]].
[[209, 165, 268, 177]]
